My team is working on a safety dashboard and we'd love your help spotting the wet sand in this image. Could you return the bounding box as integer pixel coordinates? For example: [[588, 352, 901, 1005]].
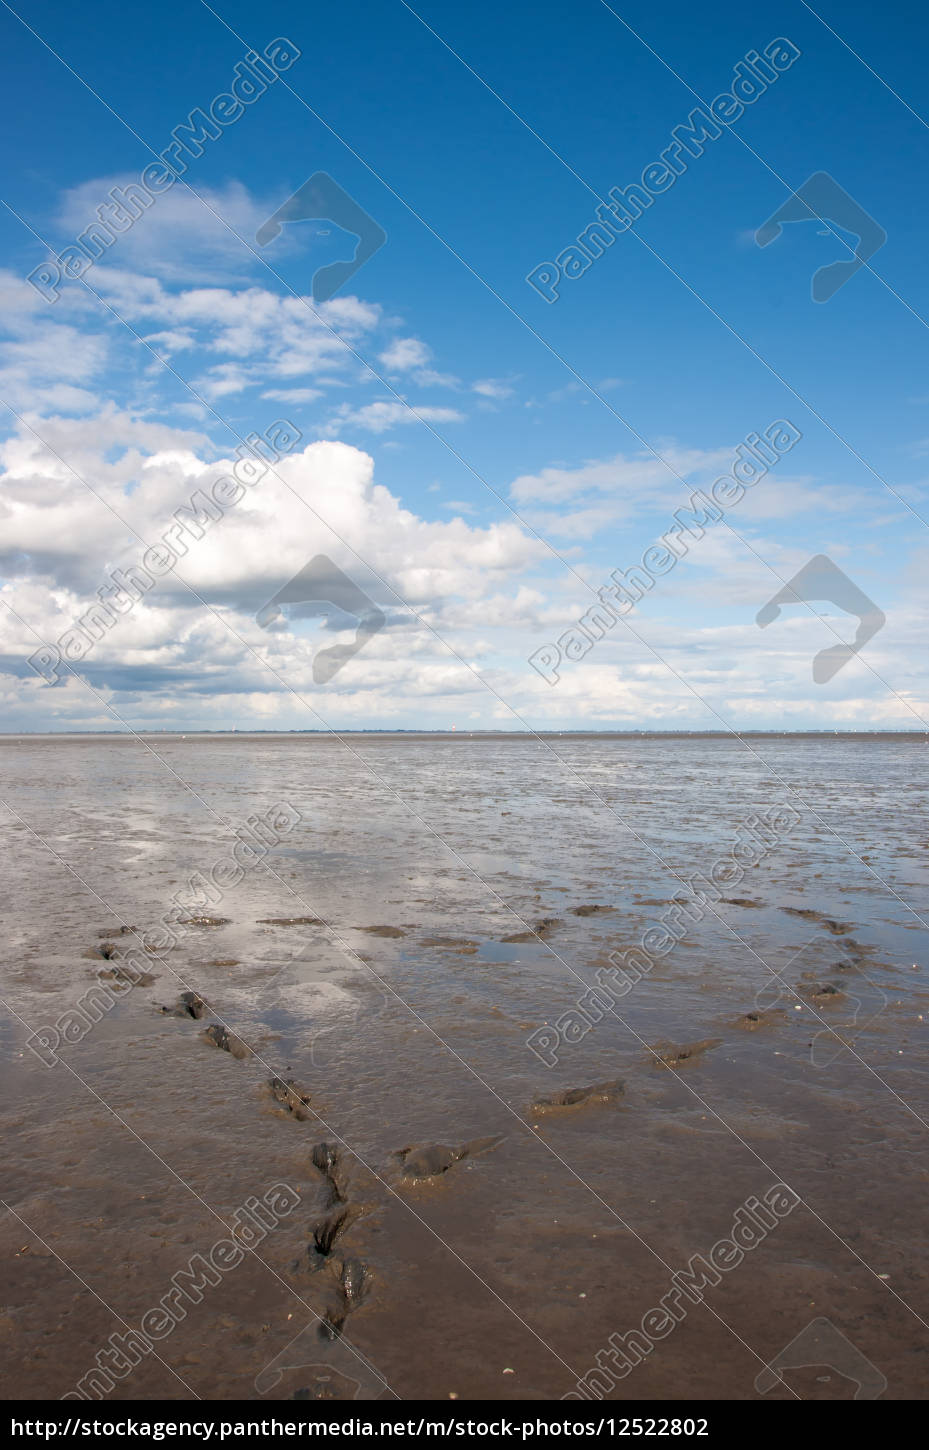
[[1, 733, 927, 1400]]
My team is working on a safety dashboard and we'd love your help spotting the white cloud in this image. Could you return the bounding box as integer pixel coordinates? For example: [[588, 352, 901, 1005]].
[[379, 337, 431, 371], [473, 378, 515, 400], [324, 401, 466, 434]]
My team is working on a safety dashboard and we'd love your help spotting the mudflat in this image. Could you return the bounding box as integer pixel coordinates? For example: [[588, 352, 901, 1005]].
[[1, 732, 927, 1400]]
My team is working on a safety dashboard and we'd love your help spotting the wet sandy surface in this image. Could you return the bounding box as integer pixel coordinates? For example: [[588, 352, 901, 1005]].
[[1, 732, 928, 1401]]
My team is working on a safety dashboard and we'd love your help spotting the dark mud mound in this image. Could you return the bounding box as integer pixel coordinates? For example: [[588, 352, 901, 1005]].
[[722, 897, 763, 908], [503, 917, 562, 944], [734, 1009, 779, 1031], [783, 907, 854, 935], [395, 1134, 504, 1181], [162, 991, 206, 1020], [651, 1039, 722, 1068], [84, 942, 120, 960], [317, 1255, 373, 1342], [420, 936, 478, 954], [257, 917, 325, 927], [267, 1076, 313, 1120], [99, 964, 156, 988], [570, 904, 612, 916], [354, 925, 405, 938], [304, 1141, 370, 1289], [201, 1023, 250, 1058], [804, 982, 845, 1003], [310, 1142, 355, 1207], [178, 915, 230, 927], [530, 1079, 624, 1113]]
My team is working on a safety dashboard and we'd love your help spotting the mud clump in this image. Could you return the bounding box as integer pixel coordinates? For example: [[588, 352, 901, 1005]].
[[84, 943, 120, 961], [312, 1141, 341, 1178], [421, 936, 478, 955], [99, 965, 156, 988], [502, 917, 562, 944], [304, 1201, 365, 1272], [570, 905, 612, 917], [316, 1256, 372, 1342], [783, 907, 854, 936], [162, 991, 206, 1020], [340, 1255, 370, 1307], [268, 1076, 313, 1120], [723, 897, 762, 909], [201, 1024, 250, 1059], [309, 1142, 354, 1218], [395, 1134, 504, 1181], [178, 915, 230, 928], [257, 917, 325, 927], [651, 1039, 721, 1069], [806, 982, 844, 1003], [354, 925, 405, 938], [312, 1207, 352, 1257], [530, 1080, 624, 1113]]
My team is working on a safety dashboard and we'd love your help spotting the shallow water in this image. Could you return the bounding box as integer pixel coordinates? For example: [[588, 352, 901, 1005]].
[[1, 733, 927, 1401]]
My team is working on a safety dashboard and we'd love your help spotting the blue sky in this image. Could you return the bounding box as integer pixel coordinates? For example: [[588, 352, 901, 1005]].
[[1, 0, 928, 731]]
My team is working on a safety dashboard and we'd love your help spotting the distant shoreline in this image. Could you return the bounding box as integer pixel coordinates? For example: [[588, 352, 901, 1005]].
[[1, 730, 927, 742]]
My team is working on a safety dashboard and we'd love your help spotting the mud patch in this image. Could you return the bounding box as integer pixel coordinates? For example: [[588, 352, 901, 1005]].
[[395, 1134, 504, 1181], [651, 1039, 722, 1068], [162, 991, 206, 1020], [99, 965, 156, 988], [530, 1080, 624, 1113], [783, 907, 854, 935], [267, 1076, 313, 1120], [257, 918, 325, 927], [201, 1023, 250, 1058], [804, 982, 845, 1004]]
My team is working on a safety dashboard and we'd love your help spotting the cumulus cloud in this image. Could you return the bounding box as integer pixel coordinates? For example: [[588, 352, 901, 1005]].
[[379, 337, 432, 372]]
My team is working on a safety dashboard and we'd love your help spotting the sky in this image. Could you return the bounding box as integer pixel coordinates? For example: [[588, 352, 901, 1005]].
[[1, 0, 928, 732]]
